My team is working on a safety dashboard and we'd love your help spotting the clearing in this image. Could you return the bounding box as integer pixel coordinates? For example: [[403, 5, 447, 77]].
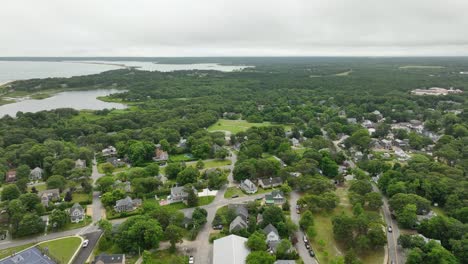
[[335, 70, 353, 76], [310, 183, 385, 264], [207, 119, 289, 134]]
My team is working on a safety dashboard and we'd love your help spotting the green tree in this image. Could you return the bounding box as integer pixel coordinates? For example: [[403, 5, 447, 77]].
[[246, 231, 267, 251], [177, 167, 199, 185], [186, 187, 198, 207], [49, 209, 69, 229], [46, 175, 67, 191], [196, 160, 205, 169], [299, 210, 314, 230], [320, 156, 339, 177], [1, 184, 21, 201], [117, 215, 164, 254], [397, 204, 417, 228], [246, 251, 276, 264], [101, 162, 115, 175], [19, 193, 41, 211], [16, 165, 31, 180], [365, 192, 383, 210], [275, 239, 293, 259], [165, 162, 183, 180], [96, 176, 115, 193], [165, 224, 184, 252], [15, 213, 45, 237]]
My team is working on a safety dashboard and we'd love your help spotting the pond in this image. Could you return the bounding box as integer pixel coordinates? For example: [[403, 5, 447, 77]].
[[0, 89, 126, 117]]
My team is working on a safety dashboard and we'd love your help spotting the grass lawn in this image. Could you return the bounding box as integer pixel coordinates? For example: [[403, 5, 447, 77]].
[[28, 183, 47, 192], [170, 153, 196, 162], [187, 159, 232, 169], [97, 163, 129, 174], [146, 249, 189, 264], [161, 196, 215, 210], [207, 119, 290, 134], [71, 192, 92, 204], [224, 186, 273, 198], [0, 243, 34, 259], [38, 236, 82, 264], [60, 216, 92, 231], [310, 184, 384, 264], [224, 187, 246, 198]]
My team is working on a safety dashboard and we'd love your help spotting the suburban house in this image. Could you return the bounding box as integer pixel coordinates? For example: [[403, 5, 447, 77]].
[[102, 146, 117, 157], [92, 254, 126, 264], [5, 170, 16, 183], [263, 223, 280, 252], [240, 179, 257, 194], [213, 235, 250, 264], [153, 145, 169, 162], [114, 196, 142, 213], [38, 189, 61, 207], [290, 138, 300, 147], [228, 204, 249, 222], [114, 180, 132, 192], [106, 157, 126, 167], [229, 215, 248, 233], [69, 203, 85, 223], [169, 186, 196, 202], [29, 167, 43, 181], [258, 177, 283, 189], [265, 190, 285, 206], [75, 159, 86, 169]]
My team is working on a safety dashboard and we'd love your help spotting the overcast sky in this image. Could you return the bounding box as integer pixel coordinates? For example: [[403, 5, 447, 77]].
[[1, 0, 467, 57]]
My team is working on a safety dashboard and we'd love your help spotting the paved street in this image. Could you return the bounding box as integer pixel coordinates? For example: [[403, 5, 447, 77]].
[[373, 184, 405, 264], [72, 231, 102, 264], [290, 191, 318, 264]]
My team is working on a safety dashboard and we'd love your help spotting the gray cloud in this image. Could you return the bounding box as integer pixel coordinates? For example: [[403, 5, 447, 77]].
[[1, 0, 467, 56]]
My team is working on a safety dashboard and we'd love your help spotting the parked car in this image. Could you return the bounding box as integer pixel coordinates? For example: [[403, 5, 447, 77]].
[[388, 226, 393, 233], [213, 225, 223, 230], [296, 209, 301, 214], [309, 249, 315, 257], [231, 195, 239, 198], [188, 255, 194, 264], [82, 239, 89, 248], [303, 235, 308, 243], [305, 243, 310, 249]]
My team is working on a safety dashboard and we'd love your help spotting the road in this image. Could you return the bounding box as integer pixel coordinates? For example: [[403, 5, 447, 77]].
[[290, 191, 318, 264], [372, 184, 405, 264], [72, 231, 102, 264]]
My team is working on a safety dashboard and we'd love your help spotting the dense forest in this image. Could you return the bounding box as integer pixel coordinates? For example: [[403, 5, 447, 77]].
[[0, 57, 466, 263]]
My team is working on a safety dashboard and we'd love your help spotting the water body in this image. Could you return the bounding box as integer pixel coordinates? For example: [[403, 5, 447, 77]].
[[0, 89, 126, 117], [0, 60, 252, 84]]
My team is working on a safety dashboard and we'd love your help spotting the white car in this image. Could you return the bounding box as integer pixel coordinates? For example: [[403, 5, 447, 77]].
[[188, 256, 194, 264], [303, 235, 308, 243], [82, 239, 89, 248]]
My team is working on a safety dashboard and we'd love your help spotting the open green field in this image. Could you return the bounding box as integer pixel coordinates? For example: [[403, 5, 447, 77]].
[[27, 183, 47, 192], [335, 70, 353, 76], [0, 243, 34, 259], [71, 192, 92, 204], [97, 163, 129, 174], [187, 159, 232, 169], [170, 153, 196, 162], [207, 119, 290, 134], [399, 65, 445, 69], [38, 236, 82, 263], [311, 184, 385, 264]]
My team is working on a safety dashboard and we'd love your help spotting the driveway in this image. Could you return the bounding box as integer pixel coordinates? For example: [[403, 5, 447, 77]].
[[290, 191, 318, 264]]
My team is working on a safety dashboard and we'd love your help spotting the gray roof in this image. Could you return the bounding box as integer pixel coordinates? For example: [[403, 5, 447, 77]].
[[228, 204, 249, 221], [115, 196, 133, 207], [263, 223, 279, 236], [229, 216, 248, 232], [258, 177, 283, 186], [70, 203, 84, 213], [274, 260, 296, 264], [213, 235, 250, 264], [171, 186, 187, 195], [93, 254, 125, 264]]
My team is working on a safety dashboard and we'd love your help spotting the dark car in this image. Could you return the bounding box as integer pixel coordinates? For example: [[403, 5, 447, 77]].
[[305, 243, 310, 250], [231, 195, 239, 198], [388, 226, 393, 233], [213, 225, 223, 230], [309, 249, 315, 257]]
